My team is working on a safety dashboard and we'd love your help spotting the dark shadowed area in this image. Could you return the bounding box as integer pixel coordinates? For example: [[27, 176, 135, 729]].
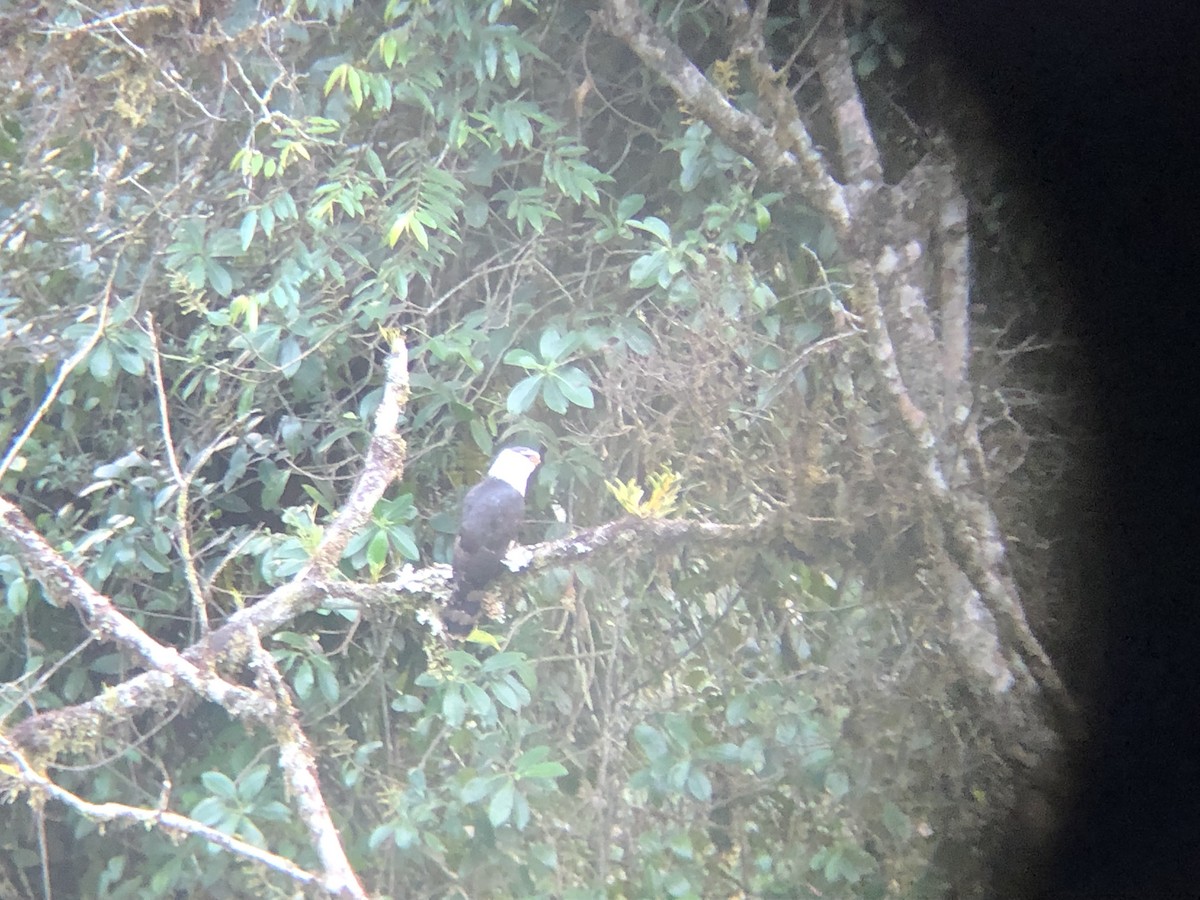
[[923, 0, 1200, 894]]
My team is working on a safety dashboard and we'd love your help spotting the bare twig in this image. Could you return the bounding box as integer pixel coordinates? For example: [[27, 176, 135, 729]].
[[0, 255, 121, 482], [938, 187, 972, 425], [147, 313, 209, 633]]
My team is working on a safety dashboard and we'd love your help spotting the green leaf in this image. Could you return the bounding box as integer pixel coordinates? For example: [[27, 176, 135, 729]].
[[488, 779, 515, 826], [461, 776, 495, 804], [629, 251, 666, 288], [518, 761, 567, 780], [633, 724, 668, 761], [484, 41, 499, 81], [379, 33, 397, 68], [343, 528, 373, 559], [239, 765, 270, 800], [6, 577, 28, 614], [668, 830, 694, 860], [367, 530, 389, 567], [317, 664, 340, 703], [469, 419, 493, 454], [323, 63, 347, 96], [725, 694, 750, 726], [441, 686, 466, 726], [616, 193, 646, 220], [293, 660, 314, 699], [238, 818, 266, 848], [463, 681, 494, 718], [554, 366, 594, 408], [793, 321, 823, 345], [201, 771, 238, 801], [184, 256, 206, 289], [686, 769, 712, 802], [668, 759, 690, 791], [409, 216, 429, 249], [665, 872, 692, 897], [391, 694, 424, 714], [114, 346, 146, 376], [255, 800, 292, 822], [490, 678, 522, 711], [618, 321, 655, 355], [824, 769, 850, 800], [855, 46, 880, 79], [480, 651, 527, 675], [823, 843, 876, 883], [538, 328, 578, 362], [392, 824, 419, 849], [278, 337, 303, 378], [206, 260, 234, 297], [502, 348, 540, 369], [515, 745, 550, 767], [191, 797, 226, 826], [506, 374, 543, 415], [513, 790, 530, 830], [89, 342, 114, 382], [388, 526, 420, 561], [502, 45, 521, 84], [541, 378, 568, 414], [733, 220, 757, 243], [702, 743, 741, 764], [368, 825, 393, 850], [208, 228, 243, 257], [630, 216, 671, 243], [239, 210, 258, 251]]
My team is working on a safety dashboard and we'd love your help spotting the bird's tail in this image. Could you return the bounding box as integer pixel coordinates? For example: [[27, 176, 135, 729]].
[[442, 581, 483, 637]]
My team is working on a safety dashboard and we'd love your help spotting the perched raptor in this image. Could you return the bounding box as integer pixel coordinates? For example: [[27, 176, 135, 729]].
[[444, 446, 541, 636]]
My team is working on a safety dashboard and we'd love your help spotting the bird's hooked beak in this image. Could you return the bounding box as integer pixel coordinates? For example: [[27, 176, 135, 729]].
[[516, 448, 542, 467]]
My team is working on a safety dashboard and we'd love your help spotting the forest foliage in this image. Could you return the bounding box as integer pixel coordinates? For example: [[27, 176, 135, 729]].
[[0, 0, 1079, 897]]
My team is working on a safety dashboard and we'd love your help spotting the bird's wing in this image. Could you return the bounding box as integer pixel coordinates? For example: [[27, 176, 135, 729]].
[[456, 480, 523, 551], [453, 478, 525, 587]]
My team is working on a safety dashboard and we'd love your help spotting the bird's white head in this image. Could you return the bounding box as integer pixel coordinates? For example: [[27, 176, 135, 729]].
[[488, 446, 541, 496]]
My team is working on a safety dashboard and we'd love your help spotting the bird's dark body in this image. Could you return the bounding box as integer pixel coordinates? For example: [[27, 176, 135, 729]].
[[453, 477, 525, 588], [445, 476, 525, 635]]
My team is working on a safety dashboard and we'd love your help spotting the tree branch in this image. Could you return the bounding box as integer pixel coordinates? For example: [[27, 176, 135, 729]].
[[810, 1, 883, 185], [597, 0, 1079, 727], [147, 312, 211, 633], [0, 340, 415, 895], [247, 636, 367, 899], [7, 515, 766, 756], [4, 338, 411, 754], [0, 735, 324, 894], [0, 495, 278, 721], [598, 0, 853, 231]]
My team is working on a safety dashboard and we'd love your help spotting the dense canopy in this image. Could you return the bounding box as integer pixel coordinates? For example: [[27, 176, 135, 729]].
[[0, 0, 1091, 897]]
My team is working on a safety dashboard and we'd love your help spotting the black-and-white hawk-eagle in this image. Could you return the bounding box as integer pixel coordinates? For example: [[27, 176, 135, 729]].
[[444, 446, 541, 636]]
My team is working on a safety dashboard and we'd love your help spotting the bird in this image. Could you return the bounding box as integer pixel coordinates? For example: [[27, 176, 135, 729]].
[[444, 446, 542, 636]]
